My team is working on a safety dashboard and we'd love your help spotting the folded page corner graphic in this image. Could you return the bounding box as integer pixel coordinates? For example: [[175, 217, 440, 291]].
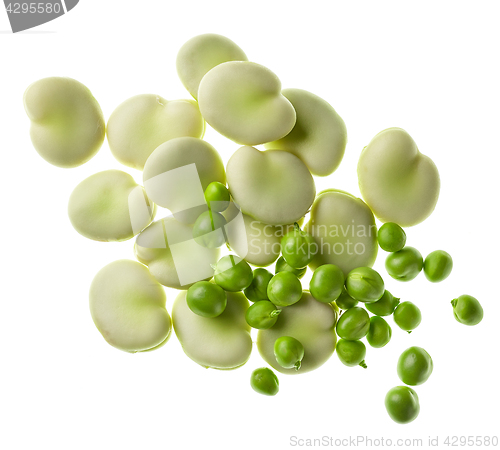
[[4, 0, 79, 33]]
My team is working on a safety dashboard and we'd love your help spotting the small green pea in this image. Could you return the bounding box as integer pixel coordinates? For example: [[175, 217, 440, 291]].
[[365, 290, 400, 316], [385, 246, 423, 282], [250, 367, 279, 396], [393, 301, 421, 333], [397, 346, 433, 386], [336, 339, 367, 368], [377, 222, 406, 252], [335, 288, 358, 310], [309, 264, 344, 303], [274, 336, 305, 370], [214, 255, 253, 292], [335, 306, 370, 340], [451, 295, 483, 326], [275, 256, 307, 279], [204, 181, 230, 212], [246, 301, 281, 329], [366, 316, 392, 348], [193, 210, 227, 248], [424, 250, 453, 283], [186, 281, 227, 318], [281, 222, 317, 269], [244, 268, 273, 302], [267, 271, 302, 307], [345, 267, 385, 303], [385, 386, 420, 424]]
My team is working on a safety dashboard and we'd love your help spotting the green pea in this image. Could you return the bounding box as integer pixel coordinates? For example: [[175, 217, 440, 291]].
[[214, 255, 253, 292], [186, 281, 227, 318], [204, 181, 230, 212], [267, 271, 302, 307], [451, 295, 483, 326], [335, 288, 358, 310], [336, 339, 367, 368], [385, 386, 420, 424], [385, 246, 423, 281], [397, 346, 433, 386], [366, 316, 392, 348], [281, 222, 317, 269], [335, 307, 370, 340], [377, 222, 406, 252], [424, 250, 453, 283], [250, 367, 279, 396], [275, 256, 307, 279], [192, 210, 227, 248], [244, 268, 273, 302], [274, 336, 305, 371], [365, 290, 400, 316], [246, 301, 281, 329], [393, 301, 421, 333], [345, 267, 385, 303], [310, 264, 344, 303]]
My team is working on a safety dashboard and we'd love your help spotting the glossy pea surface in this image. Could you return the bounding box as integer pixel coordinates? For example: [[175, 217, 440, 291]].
[[204, 181, 230, 212], [366, 316, 392, 348], [267, 271, 302, 307], [452, 295, 483, 326], [424, 250, 453, 282], [246, 301, 281, 329], [336, 339, 367, 368], [385, 246, 423, 281], [214, 255, 253, 292], [244, 268, 273, 302], [377, 222, 406, 252], [186, 281, 227, 318], [274, 336, 305, 370], [385, 386, 420, 424], [397, 346, 433, 386], [281, 223, 317, 269], [310, 264, 344, 303], [394, 301, 421, 332], [250, 367, 279, 396], [336, 307, 370, 340], [192, 210, 227, 248], [335, 288, 358, 310], [275, 256, 307, 279], [365, 290, 400, 316], [345, 267, 385, 303]]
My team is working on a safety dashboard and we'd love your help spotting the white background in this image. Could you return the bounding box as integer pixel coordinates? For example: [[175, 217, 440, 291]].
[[1, 1, 499, 449]]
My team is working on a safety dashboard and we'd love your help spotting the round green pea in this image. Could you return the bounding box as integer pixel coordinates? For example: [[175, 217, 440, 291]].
[[267, 271, 302, 307], [385, 246, 423, 282], [244, 268, 273, 302], [246, 301, 281, 329], [385, 386, 420, 424], [275, 256, 307, 279], [335, 288, 358, 310], [345, 267, 385, 303], [274, 336, 305, 371], [186, 281, 227, 318], [250, 367, 279, 396], [204, 181, 230, 212], [393, 301, 421, 333], [451, 295, 483, 326], [424, 250, 453, 283], [397, 346, 433, 386], [214, 254, 253, 292], [365, 290, 400, 316], [335, 306, 370, 340], [192, 210, 227, 248], [336, 339, 367, 368], [281, 223, 317, 269], [309, 264, 344, 303], [377, 222, 406, 252], [366, 316, 392, 348]]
